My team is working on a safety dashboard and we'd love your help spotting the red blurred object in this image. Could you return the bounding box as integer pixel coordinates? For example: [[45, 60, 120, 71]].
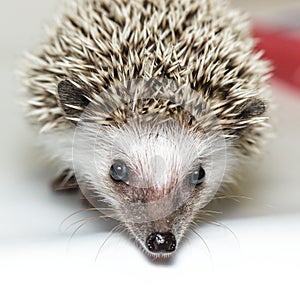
[[253, 26, 300, 92]]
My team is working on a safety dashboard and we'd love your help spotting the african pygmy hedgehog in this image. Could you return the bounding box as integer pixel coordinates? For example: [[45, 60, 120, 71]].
[[22, 0, 271, 258]]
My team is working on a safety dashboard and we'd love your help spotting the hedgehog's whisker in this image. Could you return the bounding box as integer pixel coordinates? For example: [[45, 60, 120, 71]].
[[95, 223, 124, 262], [208, 220, 240, 246], [64, 213, 118, 232], [66, 213, 123, 252], [199, 209, 223, 215], [60, 208, 98, 232], [214, 194, 253, 202], [59, 207, 116, 232], [195, 213, 238, 241], [67, 215, 103, 247], [197, 214, 239, 246], [190, 227, 213, 264]]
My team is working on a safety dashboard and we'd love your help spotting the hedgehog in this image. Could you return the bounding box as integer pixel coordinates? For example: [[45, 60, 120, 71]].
[[22, 0, 271, 258]]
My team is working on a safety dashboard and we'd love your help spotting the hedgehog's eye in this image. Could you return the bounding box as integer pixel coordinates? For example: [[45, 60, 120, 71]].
[[190, 166, 206, 186], [110, 161, 128, 182]]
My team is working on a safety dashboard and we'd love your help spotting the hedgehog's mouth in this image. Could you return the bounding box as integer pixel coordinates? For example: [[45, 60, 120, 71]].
[[140, 237, 178, 259]]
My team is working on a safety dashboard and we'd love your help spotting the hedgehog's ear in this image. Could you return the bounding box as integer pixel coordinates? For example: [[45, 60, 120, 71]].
[[231, 98, 266, 135], [57, 79, 91, 124], [239, 99, 266, 120]]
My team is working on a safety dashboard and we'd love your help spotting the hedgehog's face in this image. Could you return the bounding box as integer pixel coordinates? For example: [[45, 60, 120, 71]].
[[107, 153, 205, 257], [89, 120, 227, 258]]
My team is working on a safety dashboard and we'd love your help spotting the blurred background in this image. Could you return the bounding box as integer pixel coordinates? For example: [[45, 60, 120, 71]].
[[0, 0, 299, 299]]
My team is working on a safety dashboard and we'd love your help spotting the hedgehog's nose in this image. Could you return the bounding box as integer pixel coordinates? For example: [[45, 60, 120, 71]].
[[146, 232, 176, 253]]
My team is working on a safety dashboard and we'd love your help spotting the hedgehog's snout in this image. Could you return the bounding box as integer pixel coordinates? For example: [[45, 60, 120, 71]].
[[146, 232, 177, 254]]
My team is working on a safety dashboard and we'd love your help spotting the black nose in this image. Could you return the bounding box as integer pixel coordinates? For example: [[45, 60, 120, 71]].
[[146, 232, 177, 253]]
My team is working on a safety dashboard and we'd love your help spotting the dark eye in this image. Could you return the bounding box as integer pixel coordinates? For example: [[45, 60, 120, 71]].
[[190, 166, 206, 186], [110, 161, 128, 182]]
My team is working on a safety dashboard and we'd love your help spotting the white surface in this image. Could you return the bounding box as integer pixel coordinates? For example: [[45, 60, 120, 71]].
[[1, 1, 300, 299]]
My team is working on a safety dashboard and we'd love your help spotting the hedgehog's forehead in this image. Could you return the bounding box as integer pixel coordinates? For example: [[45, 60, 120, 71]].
[[109, 122, 204, 176]]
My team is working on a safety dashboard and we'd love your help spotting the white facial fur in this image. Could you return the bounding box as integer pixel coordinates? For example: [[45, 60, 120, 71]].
[[71, 117, 231, 255]]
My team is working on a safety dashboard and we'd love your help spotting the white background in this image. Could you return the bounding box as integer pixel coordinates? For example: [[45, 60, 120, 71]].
[[0, 0, 300, 299]]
